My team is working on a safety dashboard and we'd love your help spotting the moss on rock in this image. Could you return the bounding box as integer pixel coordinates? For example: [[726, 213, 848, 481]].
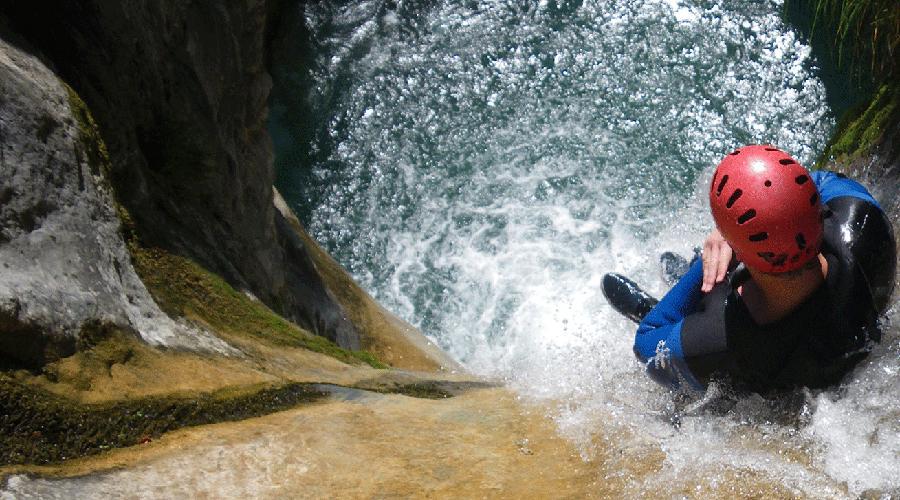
[[0, 373, 326, 466], [24, 325, 272, 404], [817, 84, 900, 167], [65, 84, 112, 185], [355, 380, 497, 400], [128, 245, 387, 369], [0, 322, 472, 466]]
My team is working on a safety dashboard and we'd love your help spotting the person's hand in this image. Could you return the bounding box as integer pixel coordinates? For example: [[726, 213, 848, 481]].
[[701, 229, 733, 292]]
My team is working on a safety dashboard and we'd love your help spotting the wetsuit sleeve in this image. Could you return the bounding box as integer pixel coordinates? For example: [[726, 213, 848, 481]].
[[634, 260, 705, 390], [810, 170, 880, 208]]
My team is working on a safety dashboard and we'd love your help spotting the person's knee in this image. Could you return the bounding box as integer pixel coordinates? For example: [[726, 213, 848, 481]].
[[632, 325, 657, 362]]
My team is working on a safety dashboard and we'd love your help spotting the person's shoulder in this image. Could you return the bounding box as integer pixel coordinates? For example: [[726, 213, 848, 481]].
[[811, 170, 881, 208]]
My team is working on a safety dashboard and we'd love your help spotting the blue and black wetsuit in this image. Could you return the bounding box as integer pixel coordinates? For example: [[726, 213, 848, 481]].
[[634, 172, 896, 392]]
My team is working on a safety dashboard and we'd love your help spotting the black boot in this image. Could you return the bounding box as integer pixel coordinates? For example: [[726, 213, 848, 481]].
[[659, 248, 701, 286], [602, 273, 659, 324]]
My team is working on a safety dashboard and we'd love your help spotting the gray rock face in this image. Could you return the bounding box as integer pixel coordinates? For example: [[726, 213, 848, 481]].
[[0, 35, 232, 367], [0, 0, 360, 349]]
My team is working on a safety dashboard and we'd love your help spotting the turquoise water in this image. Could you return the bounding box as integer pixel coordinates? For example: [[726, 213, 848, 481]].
[[271, 0, 900, 495]]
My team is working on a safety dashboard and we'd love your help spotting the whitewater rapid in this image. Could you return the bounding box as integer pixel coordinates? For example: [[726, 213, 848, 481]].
[[272, 0, 900, 496]]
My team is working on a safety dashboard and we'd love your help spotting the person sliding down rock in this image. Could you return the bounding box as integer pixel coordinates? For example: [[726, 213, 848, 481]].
[[603, 145, 896, 392]]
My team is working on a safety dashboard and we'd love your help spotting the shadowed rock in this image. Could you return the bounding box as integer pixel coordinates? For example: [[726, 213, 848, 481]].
[[0, 2, 454, 371], [0, 34, 233, 368]]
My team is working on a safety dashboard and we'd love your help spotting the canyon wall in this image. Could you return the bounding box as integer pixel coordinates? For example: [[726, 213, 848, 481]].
[[0, 1, 453, 371]]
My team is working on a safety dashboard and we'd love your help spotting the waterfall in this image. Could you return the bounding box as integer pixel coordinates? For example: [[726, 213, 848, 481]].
[[272, 0, 900, 495]]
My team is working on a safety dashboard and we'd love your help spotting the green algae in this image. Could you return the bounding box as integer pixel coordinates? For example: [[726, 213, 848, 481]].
[[0, 324, 460, 466], [360, 381, 494, 400], [0, 374, 326, 466], [129, 245, 388, 369], [366, 381, 454, 399], [816, 84, 900, 167], [65, 84, 112, 184]]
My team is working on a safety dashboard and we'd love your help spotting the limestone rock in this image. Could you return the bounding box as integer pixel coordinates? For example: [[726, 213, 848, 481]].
[[274, 190, 460, 372], [0, 0, 361, 350], [0, 35, 232, 367], [0, 1, 456, 371]]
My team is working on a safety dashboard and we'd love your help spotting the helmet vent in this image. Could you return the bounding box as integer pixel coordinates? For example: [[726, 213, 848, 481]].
[[716, 175, 729, 196], [810, 192, 819, 205], [729, 149, 741, 155], [749, 232, 768, 242], [737, 209, 756, 224], [795, 175, 809, 185], [725, 189, 743, 208], [756, 252, 787, 266], [779, 158, 796, 165], [764, 147, 779, 151], [795, 233, 806, 250], [764, 180, 772, 187]]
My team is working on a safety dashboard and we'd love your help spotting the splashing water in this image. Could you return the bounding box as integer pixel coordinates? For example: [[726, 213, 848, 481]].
[[272, 0, 900, 496]]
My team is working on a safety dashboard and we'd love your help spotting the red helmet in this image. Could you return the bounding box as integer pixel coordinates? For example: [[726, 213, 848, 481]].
[[709, 145, 823, 273]]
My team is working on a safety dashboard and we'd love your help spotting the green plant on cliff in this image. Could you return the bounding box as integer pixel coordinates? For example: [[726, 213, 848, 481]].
[[787, 0, 900, 165], [817, 83, 900, 166], [811, 0, 899, 82]]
